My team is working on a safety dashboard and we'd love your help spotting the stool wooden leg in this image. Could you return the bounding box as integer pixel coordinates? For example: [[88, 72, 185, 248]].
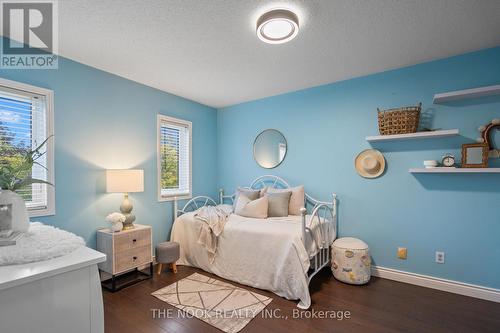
[[170, 262, 177, 273], [156, 263, 163, 275]]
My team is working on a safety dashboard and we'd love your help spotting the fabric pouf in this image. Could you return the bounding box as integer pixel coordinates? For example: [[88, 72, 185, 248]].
[[156, 241, 180, 274], [331, 237, 371, 285]]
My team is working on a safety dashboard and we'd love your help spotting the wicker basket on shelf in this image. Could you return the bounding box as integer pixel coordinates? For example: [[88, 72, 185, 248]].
[[377, 103, 422, 135]]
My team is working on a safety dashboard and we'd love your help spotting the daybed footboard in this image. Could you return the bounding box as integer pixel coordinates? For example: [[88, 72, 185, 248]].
[[301, 193, 337, 283], [174, 196, 217, 218]]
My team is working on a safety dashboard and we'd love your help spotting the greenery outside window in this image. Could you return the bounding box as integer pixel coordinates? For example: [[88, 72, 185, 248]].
[[157, 115, 191, 201], [0, 78, 55, 216]]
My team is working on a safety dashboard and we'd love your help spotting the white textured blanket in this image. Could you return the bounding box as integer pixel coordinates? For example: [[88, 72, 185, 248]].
[[194, 205, 230, 263], [0, 222, 85, 266]]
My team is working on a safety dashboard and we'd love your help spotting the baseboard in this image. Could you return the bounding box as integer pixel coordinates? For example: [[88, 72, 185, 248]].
[[371, 266, 500, 303]]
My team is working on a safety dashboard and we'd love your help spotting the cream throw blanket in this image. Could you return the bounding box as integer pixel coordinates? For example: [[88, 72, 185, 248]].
[[195, 206, 230, 263]]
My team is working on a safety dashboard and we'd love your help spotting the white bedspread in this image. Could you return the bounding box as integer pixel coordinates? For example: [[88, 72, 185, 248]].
[[171, 209, 336, 309]]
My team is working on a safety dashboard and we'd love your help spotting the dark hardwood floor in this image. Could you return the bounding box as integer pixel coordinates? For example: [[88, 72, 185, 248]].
[[103, 265, 500, 333]]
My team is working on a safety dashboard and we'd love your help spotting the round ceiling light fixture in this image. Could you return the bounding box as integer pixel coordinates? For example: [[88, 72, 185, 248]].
[[256, 9, 299, 44]]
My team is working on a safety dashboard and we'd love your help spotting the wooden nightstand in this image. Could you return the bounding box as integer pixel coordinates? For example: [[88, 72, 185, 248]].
[[96, 224, 153, 291]]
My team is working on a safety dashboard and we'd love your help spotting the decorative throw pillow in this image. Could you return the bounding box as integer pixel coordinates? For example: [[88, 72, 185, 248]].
[[261, 185, 305, 215], [233, 187, 261, 210], [264, 191, 292, 217], [234, 195, 268, 219]]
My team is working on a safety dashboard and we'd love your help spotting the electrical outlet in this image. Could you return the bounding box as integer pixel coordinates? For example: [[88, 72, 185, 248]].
[[397, 247, 407, 259], [435, 251, 445, 264]]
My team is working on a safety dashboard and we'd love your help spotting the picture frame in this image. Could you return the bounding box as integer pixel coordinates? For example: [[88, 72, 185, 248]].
[[461, 143, 489, 168]]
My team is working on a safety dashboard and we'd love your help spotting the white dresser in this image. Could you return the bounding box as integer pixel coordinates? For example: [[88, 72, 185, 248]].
[[96, 224, 153, 291], [0, 247, 106, 333]]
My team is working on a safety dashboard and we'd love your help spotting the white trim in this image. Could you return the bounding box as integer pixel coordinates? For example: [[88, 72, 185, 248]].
[[159, 194, 192, 202], [0, 77, 55, 217], [156, 114, 192, 202], [372, 266, 500, 303]]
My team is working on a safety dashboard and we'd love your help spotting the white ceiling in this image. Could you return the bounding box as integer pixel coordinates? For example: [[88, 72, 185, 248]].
[[56, 0, 500, 108]]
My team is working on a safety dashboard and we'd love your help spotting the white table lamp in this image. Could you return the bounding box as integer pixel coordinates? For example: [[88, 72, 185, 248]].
[[106, 169, 144, 230]]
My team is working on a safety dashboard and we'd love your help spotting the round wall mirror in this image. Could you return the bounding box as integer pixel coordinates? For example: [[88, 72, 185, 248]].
[[253, 129, 287, 169]]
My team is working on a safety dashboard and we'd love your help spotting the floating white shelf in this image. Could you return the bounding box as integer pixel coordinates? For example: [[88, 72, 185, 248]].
[[366, 129, 459, 142], [409, 168, 500, 173], [433, 84, 500, 104]]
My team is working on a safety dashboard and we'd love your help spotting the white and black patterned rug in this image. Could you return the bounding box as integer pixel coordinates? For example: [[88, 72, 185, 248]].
[[151, 272, 272, 333]]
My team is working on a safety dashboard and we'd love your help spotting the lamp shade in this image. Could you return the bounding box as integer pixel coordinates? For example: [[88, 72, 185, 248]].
[[106, 169, 144, 193]]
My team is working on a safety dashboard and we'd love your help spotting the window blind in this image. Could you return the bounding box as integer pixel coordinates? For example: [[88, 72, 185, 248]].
[[159, 117, 191, 198], [0, 86, 49, 211]]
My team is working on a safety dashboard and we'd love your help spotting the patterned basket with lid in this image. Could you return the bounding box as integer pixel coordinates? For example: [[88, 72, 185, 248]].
[[377, 103, 422, 135]]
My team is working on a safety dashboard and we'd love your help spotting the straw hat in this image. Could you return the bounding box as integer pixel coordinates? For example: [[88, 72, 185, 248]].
[[355, 149, 386, 178]]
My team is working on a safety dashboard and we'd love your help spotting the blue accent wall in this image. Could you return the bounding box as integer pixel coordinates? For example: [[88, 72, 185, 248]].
[[0, 54, 218, 249], [2, 38, 499, 290], [217, 47, 500, 289]]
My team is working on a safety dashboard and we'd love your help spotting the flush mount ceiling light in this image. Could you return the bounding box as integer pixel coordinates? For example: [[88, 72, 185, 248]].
[[256, 9, 299, 44]]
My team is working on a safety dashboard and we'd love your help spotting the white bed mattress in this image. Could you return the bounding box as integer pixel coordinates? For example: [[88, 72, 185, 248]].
[[170, 210, 336, 309]]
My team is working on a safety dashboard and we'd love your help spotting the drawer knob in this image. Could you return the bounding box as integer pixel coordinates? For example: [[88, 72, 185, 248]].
[[133, 256, 137, 260], [132, 239, 137, 243]]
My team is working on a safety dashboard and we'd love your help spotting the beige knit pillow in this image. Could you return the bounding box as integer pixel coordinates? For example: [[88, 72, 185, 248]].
[[261, 185, 305, 215], [234, 194, 268, 219]]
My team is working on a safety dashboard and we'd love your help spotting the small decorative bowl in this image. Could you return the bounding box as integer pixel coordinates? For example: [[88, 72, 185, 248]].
[[423, 160, 438, 168]]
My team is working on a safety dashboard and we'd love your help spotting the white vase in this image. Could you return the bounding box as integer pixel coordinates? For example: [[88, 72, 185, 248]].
[[0, 190, 29, 232]]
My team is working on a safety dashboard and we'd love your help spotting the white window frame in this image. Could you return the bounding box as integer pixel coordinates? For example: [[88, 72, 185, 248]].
[[157, 114, 192, 202], [0, 77, 55, 217]]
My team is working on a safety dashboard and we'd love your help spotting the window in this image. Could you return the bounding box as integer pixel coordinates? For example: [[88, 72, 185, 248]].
[[0, 78, 54, 216], [157, 115, 191, 201]]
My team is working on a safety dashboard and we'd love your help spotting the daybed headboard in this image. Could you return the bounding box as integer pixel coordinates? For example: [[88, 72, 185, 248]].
[[175, 175, 337, 221], [219, 175, 337, 215]]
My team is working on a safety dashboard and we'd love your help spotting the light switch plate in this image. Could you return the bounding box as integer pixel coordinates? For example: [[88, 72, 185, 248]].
[[397, 247, 407, 259]]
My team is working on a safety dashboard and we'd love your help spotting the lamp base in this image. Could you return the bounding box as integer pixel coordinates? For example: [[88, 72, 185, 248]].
[[120, 194, 136, 230], [122, 221, 135, 230], [121, 213, 136, 230]]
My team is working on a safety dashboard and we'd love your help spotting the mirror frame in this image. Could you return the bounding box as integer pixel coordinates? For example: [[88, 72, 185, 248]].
[[253, 129, 287, 169], [461, 143, 489, 168]]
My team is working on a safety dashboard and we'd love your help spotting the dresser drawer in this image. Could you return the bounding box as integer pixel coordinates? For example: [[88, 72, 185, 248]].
[[114, 228, 151, 253], [114, 245, 152, 273]]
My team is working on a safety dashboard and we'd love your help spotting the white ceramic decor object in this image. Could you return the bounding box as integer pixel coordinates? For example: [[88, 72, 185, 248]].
[[0, 190, 29, 232], [105, 212, 126, 233], [423, 160, 438, 168], [110, 222, 123, 232]]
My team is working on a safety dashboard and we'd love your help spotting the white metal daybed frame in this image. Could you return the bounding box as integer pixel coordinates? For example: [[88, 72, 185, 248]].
[[173, 175, 337, 285]]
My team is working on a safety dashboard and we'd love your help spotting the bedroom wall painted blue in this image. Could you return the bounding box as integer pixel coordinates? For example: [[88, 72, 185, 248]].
[[217, 46, 500, 289], [0, 50, 218, 249]]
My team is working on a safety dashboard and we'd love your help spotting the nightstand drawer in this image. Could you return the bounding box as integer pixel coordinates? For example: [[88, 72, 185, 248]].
[[114, 245, 151, 273], [114, 228, 151, 253]]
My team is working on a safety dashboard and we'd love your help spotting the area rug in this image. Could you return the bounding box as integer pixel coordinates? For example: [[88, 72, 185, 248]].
[[151, 272, 272, 333]]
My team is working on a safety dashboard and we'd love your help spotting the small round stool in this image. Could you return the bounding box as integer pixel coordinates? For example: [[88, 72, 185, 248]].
[[331, 237, 371, 285], [156, 241, 180, 274]]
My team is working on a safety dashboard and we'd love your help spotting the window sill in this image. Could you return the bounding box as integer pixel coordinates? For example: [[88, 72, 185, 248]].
[[158, 194, 192, 202], [28, 207, 55, 218]]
